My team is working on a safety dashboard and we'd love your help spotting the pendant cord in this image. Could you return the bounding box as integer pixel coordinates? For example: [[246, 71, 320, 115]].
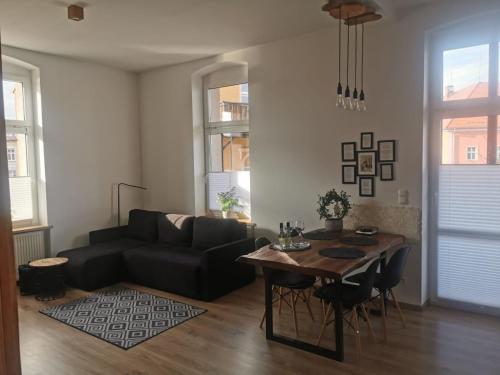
[[338, 7, 342, 82], [361, 23, 364, 90], [346, 17, 350, 87], [354, 23, 358, 90]]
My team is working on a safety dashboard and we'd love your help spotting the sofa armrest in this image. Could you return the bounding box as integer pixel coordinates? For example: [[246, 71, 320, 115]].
[[200, 238, 256, 301], [89, 225, 128, 245]]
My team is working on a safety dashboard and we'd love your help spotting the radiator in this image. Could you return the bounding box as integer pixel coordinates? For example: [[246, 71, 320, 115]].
[[14, 231, 46, 280]]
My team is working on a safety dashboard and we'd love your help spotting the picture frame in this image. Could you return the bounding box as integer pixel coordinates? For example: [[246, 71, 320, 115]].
[[357, 151, 377, 176], [341, 142, 356, 162], [342, 165, 357, 184], [378, 140, 396, 162], [360, 132, 374, 149], [380, 163, 394, 181], [359, 177, 375, 197]]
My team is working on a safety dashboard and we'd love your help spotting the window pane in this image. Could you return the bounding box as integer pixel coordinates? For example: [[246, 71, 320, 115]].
[[208, 83, 249, 122], [207, 171, 251, 218], [222, 133, 250, 172], [497, 116, 500, 164], [6, 133, 29, 177], [6, 132, 32, 222], [443, 45, 489, 101], [3, 80, 25, 120], [442, 116, 488, 164]]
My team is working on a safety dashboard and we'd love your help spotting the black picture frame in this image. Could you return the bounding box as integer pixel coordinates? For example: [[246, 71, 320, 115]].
[[380, 163, 394, 181], [342, 165, 357, 184], [360, 132, 374, 149], [356, 151, 377, 176], [341, 142, 356, 162], [359, 177, 375, 197], [378, 140, 396, 162]]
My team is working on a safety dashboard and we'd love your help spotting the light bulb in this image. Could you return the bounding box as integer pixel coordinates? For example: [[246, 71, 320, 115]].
[[359, 100, 366, 111], [336, 82, 343, 108], [336, 94, 344, 107]]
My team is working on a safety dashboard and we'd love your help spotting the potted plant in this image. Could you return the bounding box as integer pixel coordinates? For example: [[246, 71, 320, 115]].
[[217, 187, 241, 219], [317, 189, 351, 232]]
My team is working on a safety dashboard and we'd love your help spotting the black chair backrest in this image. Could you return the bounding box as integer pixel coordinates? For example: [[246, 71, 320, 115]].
[[379, 246, 411, 290], [255, 237, 271, 249], [352, 258, 380, 306]]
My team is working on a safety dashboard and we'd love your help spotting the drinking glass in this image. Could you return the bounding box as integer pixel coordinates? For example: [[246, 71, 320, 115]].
[[294, 220, 305, 238]]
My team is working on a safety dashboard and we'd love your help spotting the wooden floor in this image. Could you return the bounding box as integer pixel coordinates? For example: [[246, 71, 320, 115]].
[[18, 278, 500, 375]]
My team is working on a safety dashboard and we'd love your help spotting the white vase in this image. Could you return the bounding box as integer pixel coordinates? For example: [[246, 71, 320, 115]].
[[221, 211, 229, 219]]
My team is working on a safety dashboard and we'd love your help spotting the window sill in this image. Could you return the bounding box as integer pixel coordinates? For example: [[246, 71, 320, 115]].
[[12, 225, 52, 235]]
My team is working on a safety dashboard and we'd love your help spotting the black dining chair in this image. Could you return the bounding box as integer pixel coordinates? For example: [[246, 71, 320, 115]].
[[314, 259, 380, 358], [346, 245, 411, 341], [256, 237, 316, 338]]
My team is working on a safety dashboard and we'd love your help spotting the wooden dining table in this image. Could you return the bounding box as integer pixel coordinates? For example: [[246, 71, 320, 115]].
[[238, 231, 405, 361]]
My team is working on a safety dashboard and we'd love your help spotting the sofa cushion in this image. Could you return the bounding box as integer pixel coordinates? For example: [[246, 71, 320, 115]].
[[127, 209, 163, 242], [57, 238, 147, 290], [123, 244, 205, 299], [192, 216, 246, 250], [158, 214, 194, 247]]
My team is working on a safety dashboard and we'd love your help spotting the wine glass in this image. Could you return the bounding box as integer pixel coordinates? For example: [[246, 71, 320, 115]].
[[294, 220, 305, 238]]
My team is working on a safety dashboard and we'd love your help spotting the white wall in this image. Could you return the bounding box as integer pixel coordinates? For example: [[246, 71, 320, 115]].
[[138, 0, 500, 306], [2, 47, 143, 254]]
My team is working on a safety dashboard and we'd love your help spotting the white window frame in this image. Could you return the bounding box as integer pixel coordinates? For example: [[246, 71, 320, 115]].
[[428, 18, 500, 316], [3, 73, 39, 227]]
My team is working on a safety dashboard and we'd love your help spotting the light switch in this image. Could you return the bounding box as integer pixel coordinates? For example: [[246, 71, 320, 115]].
[[398, 189, 409, 205]]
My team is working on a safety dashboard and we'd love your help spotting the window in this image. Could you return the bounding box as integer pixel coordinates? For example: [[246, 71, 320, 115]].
[[204, 81, 250, 218], [3, 75, 37, 226], [7, 147, 15, 161], [466, 146, 478, 160], [431, 23, 500, 313]]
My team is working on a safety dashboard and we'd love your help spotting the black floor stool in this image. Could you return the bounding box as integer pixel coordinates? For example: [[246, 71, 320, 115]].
[[28, 257, 68, 301]]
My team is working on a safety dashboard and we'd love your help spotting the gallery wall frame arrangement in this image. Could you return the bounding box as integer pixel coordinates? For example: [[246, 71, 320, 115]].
[[340, 133, 397, 197]]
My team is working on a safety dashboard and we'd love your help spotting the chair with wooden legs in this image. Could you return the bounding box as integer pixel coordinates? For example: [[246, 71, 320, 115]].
[[346, 245, 411, 342], [314, 259, 380, 358], [256, 237, 316, 337]]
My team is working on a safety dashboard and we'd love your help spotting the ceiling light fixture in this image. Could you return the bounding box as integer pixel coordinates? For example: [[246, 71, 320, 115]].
[[68, 5, 84, 22], [322, 0, 382, 112]]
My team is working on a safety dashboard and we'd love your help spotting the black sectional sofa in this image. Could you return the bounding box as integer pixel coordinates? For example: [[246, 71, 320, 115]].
[[57, 209, 256, 301]]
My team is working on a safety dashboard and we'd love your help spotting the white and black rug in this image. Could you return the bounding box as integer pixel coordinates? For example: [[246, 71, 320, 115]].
[[40, 286, 206, 350]]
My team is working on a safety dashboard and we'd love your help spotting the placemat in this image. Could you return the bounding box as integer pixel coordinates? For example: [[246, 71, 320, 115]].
[[318, 247, 365, 259], [340, 235, 379, 246], [302, 229, 340, 241]]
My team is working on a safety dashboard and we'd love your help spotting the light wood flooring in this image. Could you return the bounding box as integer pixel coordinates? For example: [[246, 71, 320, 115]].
[[18, 278, 500, 375]]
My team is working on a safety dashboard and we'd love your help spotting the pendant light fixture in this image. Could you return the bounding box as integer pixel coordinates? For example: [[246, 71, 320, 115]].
[[344, 17, 351, 110], [336, 6, 343, 107], [322, 0, 382, 112]]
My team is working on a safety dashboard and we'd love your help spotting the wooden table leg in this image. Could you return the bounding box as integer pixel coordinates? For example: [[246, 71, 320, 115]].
[[333, 280, 344, 361]]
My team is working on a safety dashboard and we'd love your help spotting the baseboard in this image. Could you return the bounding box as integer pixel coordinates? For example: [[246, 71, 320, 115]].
[[399, 300, 428, 311]]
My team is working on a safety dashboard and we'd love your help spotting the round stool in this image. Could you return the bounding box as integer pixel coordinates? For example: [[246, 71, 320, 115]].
[[29, 257, 68, 301]]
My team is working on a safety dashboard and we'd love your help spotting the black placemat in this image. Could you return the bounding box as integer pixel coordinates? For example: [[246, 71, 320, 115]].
[[319, 247, 365, 259], [340, 235, 379, 246], [302, 229, 340, 241]]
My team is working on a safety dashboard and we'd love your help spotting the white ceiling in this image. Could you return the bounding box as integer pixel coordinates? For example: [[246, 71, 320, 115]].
[[0, 0, 434, 72]]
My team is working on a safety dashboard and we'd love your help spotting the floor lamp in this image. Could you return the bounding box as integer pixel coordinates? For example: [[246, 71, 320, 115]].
[[117, 182, 147, 226]]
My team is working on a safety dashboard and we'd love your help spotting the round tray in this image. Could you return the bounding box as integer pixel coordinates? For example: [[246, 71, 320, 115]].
[[270, 241, 311, 252], [340, 235, 379, 246], [319, 247, 365, 259]]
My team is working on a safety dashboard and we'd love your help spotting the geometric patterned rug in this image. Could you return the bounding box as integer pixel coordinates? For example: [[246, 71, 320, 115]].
[[40, 286, 206, 350]]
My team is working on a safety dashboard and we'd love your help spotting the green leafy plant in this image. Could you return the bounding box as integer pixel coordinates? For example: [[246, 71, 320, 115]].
[[217, 187, 241, 213], [317, 189, 351, 220]]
